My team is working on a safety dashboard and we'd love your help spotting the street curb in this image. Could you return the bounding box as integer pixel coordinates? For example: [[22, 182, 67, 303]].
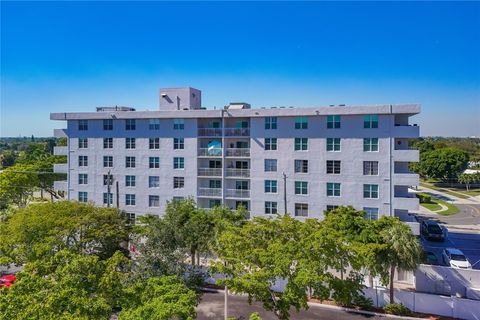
[[306, 301, 425, 319], [199, 287, 425, 319]]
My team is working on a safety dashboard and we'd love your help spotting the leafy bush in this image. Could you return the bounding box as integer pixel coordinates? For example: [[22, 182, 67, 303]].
[[353, 295, 374, 311], [416, 193, 432, 204], [249, 312, 262, 320], [383, 303, 412, 316]]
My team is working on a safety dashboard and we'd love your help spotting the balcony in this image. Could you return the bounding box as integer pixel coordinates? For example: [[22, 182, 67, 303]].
[[393, 173, 420, 187], [197, 188, 222, 197], [53, 146, 68, 156], [53, 180, 68, 192], [198, 128, 222, 137], [197, 168, 222, 177], [225, 148, 250, 157], [53, 163, 68, 173], [393, 194, 419, 211], [225, 168, 250, 178], [393, 125, 420, 138], [393, 149, 419, 162], [225, 189, 250, 199], [198, 148, 223, 157], [53, 128, 67, 138], [224, 128, 250, 137]]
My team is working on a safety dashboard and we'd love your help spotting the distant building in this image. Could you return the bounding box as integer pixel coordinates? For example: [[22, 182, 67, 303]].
[[51, 87, 420, 224]]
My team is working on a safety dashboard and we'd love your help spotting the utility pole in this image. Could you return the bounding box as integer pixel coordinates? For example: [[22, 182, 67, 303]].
[[107, 170, 112, 208], [283, 172, 287, 215], [224, 285, 228, 320]]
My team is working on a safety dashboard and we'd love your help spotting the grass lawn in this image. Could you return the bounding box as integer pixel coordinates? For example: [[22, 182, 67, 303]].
[[417, 192, 460, 216], [419, 181, 471, 199]]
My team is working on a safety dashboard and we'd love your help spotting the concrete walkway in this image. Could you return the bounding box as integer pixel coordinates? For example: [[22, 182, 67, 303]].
[[417, 186, 479, 205]]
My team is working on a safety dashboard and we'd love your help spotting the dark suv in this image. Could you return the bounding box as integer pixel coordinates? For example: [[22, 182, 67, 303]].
[[420, 220, 445, 242]]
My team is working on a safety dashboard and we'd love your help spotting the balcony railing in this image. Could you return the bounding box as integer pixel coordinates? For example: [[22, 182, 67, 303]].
[[393, 124, 420, 138], [53, 180, 68, 192], [393, 173, 420, 187], [53, 146, 68, 156], [53, 128, 67, 138], [198, 148, 223, 157], [224, 128, 250, 137], [197, 188, 222, 197], [225, 148, 250, 157], [393, 193, 419, 211], [393, 149, 419, 162], [198, 128, 222, 137], [225, 168, 250, 178], [225, 189, 250, 198], [197, 168, 222, 177], [53, 163, 68, 173]]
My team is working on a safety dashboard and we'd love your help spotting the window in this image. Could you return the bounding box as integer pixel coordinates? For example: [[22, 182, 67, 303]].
[[264, 180, 278, 193], [103, 174, 113, 186], [173, 118, 184, 130], [236, 180, 248, 190], [149, 157, 160, 169], [295, 181, 308, 195], [149, 195, 159, 207], [327, 182, 341, 197], [78, 156, 88, 167], [103, 119, 113, 130], [125, 156, 135, 168], [149, 138, 160, 149], [265, 117, 277, 130], [295, 203, 308, 217], [209, 180, 221, 188], [173, 157, 185, 169], [125, 194, 136, 206], [103, 156, 113, 167], [174, 138, 184, 149], [295, 116, 308, 129], [103, 138, 113, 149], [125, 138, 136, 149], [209, 199, 221, 208], [78, 192, 88, 202], [127, 213, 136, 224], [326, 160, 341, 174], [264, 159, 277, 172], [363, 138, 379, 152], [326, 205, 339, 212], [125, 175, 136, 187], [364, 115, 379, 129], [103, 192, 113, 205], [363, 184, 379, 198], [364, 207, 379, 220], [78, 138, 88, 149], [78, 173, 88, 185], [264, 138, 277, 150], [149, 119, 160, 130], [173, 177, 185, 189], [294, 160, 308, 173], [78, 120, 88, 131], [363, 161, 379, 175], [265, 201, 278, 215], [326, 138, 341, 151], [294, 138, 308, 151], [149, 176, 160, 188], [125, 119, 136, 130], [174, 196, 185, 202], [327, 115, 341, 129]]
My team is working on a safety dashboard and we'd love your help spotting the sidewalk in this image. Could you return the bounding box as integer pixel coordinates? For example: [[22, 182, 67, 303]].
[[416, 186, 479, 205]]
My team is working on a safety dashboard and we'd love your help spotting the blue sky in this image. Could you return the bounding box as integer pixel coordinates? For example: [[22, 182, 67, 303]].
[[1, 1, 479, 137]]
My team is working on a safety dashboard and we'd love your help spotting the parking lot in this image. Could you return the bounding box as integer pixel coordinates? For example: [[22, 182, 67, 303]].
[[420, 229, 480, 269]]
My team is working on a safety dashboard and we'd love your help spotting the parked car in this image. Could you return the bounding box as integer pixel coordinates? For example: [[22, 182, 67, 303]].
[[420, 220, 445, 241], [423, 251, 439, 265], [0, 274, 16, 288], [442, 248, 472, 269]]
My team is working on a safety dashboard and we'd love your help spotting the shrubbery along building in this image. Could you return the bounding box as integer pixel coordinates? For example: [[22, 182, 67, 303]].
[[51, 87, 420, 227]]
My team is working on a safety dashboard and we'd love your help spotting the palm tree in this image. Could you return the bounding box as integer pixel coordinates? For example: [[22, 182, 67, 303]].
[[382, 220, 423, 304]]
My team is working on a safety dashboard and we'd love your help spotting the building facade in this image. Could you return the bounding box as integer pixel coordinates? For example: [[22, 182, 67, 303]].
[[51, 87, 420, 223]]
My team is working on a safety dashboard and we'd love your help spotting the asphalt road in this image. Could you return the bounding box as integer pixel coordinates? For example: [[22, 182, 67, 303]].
[[197, 291, 385, 320]]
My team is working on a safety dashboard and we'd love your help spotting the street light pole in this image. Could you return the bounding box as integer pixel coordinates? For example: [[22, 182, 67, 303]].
[[283, 172, 287, 215]]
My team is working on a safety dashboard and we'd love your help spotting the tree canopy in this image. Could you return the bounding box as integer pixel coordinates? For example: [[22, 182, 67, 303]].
[[416, 147, 469, 182]]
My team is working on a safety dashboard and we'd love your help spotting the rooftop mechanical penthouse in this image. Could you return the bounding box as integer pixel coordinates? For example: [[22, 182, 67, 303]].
[[51, 87, 420, 225]]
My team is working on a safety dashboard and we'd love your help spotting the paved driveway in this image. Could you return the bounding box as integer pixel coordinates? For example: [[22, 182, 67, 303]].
[[197, 291, 384, 320]]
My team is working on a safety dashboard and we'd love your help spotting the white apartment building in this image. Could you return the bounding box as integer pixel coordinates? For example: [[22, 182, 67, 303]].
[[51, 87, 420, 224]]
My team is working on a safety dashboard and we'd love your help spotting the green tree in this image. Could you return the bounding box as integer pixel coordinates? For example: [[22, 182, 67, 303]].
[[458, 172, 480, 192], [418, 148, 469, 182], [119, 276, 198, 320], [213, 214, 367, 319], [0, 201, 128, 265], [0, 163, 39, 208], [375, 218, 422, 304], [0, 150, 17, 169]]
